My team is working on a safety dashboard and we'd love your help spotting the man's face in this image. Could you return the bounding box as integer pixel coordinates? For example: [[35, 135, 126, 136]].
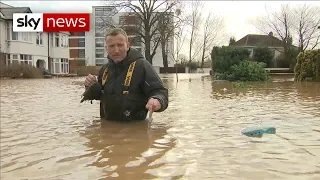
[[105, 33, 129, 63]]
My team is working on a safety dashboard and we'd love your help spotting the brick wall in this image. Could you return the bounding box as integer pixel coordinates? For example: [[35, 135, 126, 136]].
[[70, 32, 86, 37], [69, 38, 79, 48], [69, 49, 80, 58]]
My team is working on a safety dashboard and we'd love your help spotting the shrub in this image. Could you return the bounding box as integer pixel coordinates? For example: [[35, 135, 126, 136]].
[[226, 60, 270, 81], [275, 48, 299, 69], [294, 49, 320, 82], [187, 61, 198, 70], [211, 46, 250, 74], [211, 46, 269, 81], [253, 47, 274, 68], [0, 63, 44, 79], [275, 54, 290, 68], [288, 48, 300, 70]]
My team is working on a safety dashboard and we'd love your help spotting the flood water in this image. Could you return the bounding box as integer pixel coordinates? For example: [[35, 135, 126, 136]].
[[0, 74, 319, 180]]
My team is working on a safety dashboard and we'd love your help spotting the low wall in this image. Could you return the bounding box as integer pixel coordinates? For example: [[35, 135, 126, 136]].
[[70, 65, 210, 76], [160, 67, 186, 73], [70, 66, 101, 76], [265, 68, 293, 73]]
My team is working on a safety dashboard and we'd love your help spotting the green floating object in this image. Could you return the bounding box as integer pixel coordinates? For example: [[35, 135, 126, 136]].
[[241, 126, 276, 138]]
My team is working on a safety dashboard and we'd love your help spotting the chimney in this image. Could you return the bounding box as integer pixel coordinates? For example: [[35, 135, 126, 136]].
[[268, 32, 273, 36]]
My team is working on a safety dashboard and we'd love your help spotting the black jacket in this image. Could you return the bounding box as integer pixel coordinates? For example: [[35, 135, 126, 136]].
[[96, 48, 168, 121]]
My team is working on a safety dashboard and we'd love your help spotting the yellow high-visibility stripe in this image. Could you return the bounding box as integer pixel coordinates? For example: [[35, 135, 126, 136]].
[[101, 66, 109, 86], [123, 61, 136, 94], [101, 61, 136, 95]]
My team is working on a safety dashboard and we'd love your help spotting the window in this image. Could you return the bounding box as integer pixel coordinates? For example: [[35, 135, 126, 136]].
[[79, 49, 85, 58], [65, 59, 69, 73], [95, 9, 104, 16], [54, 58, 60, 73], [50, 33, 54, 46], [60, 34, 68, 47], [20, 54, 32, 65], [50, 59, 54, 73], [60, 58, 69, 73], [20, 32, 32, 42], [248, 48, 253, 57], [64, 35, 69, 47], [95, 27, 107, 37], [9, 22, 18, 40], [7, 22, 32, 42], [11, 30, 18, 40], [95, 17, 113, 27], [7, 54, 33, 65], [96, 59, 107, 65], [95, 17, 103, 26], [6, 22, 10, 40], [79, 38, 85, 47], [95, 7, 115, 16], [51, 58, 69, 74], [78, 32, 85, 36], [36, 32, 43, 45], [95, 38, 105, 47], [7, 54, 19, 65], [55, 33, 60, 47], [95, 49, 105, 58]]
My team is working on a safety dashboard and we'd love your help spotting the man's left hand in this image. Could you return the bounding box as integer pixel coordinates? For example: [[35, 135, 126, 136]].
[[146, 98, 161, 112]]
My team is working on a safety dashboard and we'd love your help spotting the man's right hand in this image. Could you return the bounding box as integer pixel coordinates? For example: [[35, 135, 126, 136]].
[[84, 74, 97, 87]]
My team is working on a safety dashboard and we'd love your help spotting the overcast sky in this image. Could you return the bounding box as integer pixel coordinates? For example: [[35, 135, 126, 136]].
[[3, 1, 319, 40], [2, 0, 320, 55]]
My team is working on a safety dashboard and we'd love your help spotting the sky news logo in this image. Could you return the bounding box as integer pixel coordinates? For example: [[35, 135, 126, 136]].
[[13, 13, 90, 32]]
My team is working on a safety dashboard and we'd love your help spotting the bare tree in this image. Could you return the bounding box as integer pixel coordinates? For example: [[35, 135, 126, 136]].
[[105, 0, 179, 64], [292, 4, 320, 51], [169, 17, 188, 82], [170, 22, 187, 66], [158, 13, 172, 68], [200, 12, 225, 69], [158, 12, 177, 68], [157, 4, 186, 68], [187, 1, 203, 64], [255, 4, 294, 61]]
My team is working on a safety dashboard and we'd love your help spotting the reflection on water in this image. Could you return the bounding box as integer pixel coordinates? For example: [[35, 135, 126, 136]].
[[79, 120, 177, 179], [0, 73, 320, 180]]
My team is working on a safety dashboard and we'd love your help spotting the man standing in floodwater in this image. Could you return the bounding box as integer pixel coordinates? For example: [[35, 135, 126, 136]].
[[84, 28, 168, 121]]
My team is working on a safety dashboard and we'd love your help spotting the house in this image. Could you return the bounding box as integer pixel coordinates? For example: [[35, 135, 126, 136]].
[[230, 32, 284, 61], [0, 2, 70, 74]]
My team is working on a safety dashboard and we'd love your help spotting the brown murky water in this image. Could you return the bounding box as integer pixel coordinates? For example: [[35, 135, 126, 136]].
[[1, 74, 320, 180]]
